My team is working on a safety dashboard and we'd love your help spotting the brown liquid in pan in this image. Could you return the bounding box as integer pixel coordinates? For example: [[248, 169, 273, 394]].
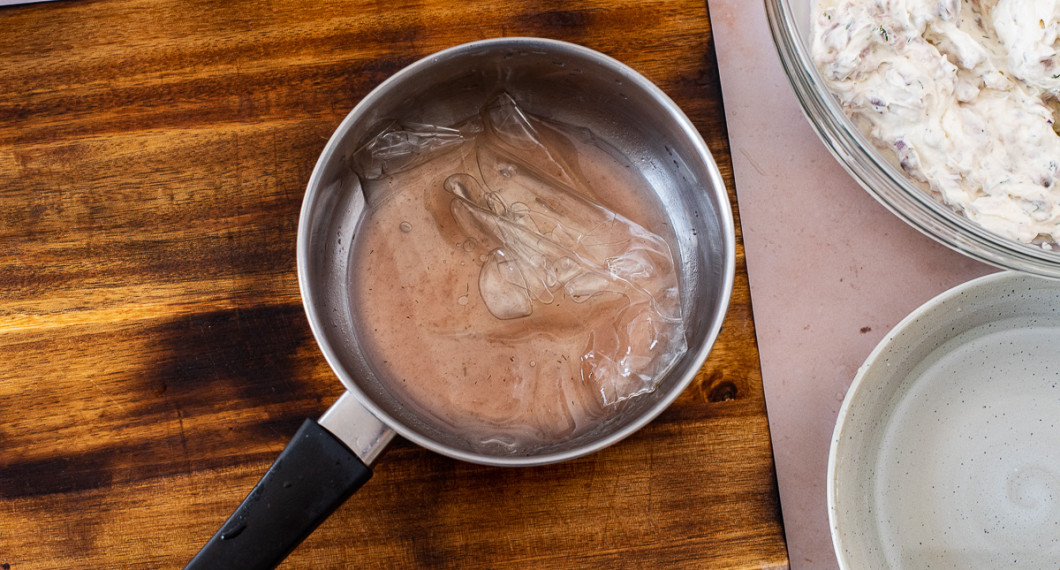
[[348, 94, 685, 453]]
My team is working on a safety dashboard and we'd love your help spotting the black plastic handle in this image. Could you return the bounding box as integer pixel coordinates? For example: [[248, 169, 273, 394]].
[[186, 419, 372, 570]]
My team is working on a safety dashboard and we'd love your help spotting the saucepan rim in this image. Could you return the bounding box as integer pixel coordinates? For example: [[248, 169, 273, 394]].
[[295, 37, 736, 466]]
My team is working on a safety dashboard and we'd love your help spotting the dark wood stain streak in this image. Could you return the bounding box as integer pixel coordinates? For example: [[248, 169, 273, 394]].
[[145, 305, 314, 414], [0, 305, 328, 499], [0, 440, 288, 500], [0, 453, 115, 500]]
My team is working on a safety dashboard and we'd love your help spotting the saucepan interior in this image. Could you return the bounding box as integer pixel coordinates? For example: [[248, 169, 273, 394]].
[[297, 38, 735, 466]]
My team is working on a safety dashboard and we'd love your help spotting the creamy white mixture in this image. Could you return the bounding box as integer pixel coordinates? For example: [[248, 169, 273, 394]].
[[813, 0, 1060, 244]]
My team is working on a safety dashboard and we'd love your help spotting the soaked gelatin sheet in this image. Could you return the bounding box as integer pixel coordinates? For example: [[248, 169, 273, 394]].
[[349, 93, 685, 452]]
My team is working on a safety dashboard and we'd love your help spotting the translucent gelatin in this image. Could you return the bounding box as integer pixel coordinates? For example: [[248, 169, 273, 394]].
[[348, 93, 685, 453]]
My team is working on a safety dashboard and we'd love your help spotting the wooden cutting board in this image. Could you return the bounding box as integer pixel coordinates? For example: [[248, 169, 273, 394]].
[[0, 0, 789, 567]]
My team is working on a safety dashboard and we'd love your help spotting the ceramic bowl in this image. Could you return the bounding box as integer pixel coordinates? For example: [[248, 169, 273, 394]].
[[829, 271, 1060, 568]]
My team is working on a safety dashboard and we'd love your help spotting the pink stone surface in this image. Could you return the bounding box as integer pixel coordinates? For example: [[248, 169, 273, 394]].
[[707, 1, 996, 567]]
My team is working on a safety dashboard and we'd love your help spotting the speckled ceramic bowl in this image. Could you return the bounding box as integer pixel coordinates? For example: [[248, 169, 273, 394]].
[[829, 271, 1060, 568]]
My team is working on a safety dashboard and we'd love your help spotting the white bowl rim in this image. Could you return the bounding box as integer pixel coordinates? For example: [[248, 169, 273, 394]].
[[826, 269, 1022, 567]]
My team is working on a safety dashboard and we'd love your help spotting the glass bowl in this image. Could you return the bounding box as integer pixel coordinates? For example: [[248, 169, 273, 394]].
[[764, 0, 1060, 278]]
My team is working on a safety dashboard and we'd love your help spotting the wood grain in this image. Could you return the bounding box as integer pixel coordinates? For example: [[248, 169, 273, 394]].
[[0, 0, 789, 567]]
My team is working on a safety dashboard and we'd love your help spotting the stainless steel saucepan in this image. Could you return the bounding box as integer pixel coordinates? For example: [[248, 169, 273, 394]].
[[187, 37, 735, 569]]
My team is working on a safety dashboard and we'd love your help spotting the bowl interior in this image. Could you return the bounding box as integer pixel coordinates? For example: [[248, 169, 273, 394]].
[[830, 271, 1060, 568], [298, 38, 735, 465]]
